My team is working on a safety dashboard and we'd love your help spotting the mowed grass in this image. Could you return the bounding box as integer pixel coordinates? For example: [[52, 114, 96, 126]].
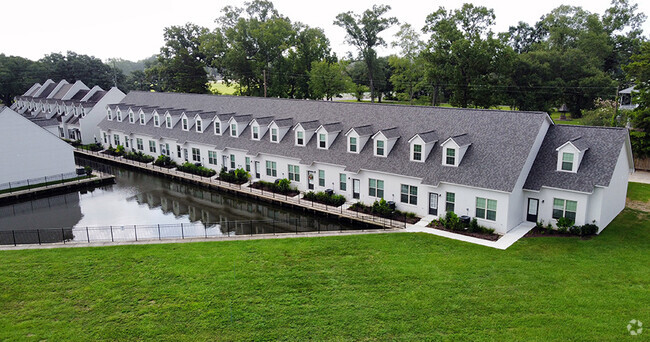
[[550, 111, 585, 125], [1, 209, 649, 341], [628, 181, 650, 202], [209, 81, 239, 95]]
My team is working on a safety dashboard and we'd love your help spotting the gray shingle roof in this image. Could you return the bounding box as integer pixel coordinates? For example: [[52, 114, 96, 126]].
[[298, 120, 320, 130], [99, 91, 553, 192], [348, 124, 374, 136], [377, 127, 400, 139], [70, 89, 89, 100], [273, 118, 293, 127], [252, 116, 274, 125], [448, 133, 471, 147], [321, 122, 343, 133], [524, 125, 628, 193], [415, 130, 438, 143], [52, 84, 73, 99], [567, 136, 589, 152]]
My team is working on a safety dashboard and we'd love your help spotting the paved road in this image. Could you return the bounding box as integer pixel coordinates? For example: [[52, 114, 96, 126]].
[[630, 171, 650, 184]]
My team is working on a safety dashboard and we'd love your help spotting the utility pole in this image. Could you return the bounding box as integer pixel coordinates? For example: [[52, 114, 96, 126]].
[[263, 69, 267, 98]]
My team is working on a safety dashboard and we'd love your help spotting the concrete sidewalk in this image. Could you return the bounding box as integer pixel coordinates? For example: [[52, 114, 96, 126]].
[[630, 171, 650, 184], [404, 215, 534, 250]]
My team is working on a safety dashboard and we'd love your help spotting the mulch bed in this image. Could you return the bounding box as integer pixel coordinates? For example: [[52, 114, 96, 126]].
[[523, 227, 593, 239], [347, 206, 420, 224], [426, 221, 501, 241], [249, 182, 300, 197]]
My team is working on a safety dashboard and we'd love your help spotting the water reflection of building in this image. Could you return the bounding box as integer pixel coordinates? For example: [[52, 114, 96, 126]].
[[0, 192, 82, 230]]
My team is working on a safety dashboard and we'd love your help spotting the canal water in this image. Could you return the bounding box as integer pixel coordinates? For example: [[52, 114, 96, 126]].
[[0, 158, 360, 244]]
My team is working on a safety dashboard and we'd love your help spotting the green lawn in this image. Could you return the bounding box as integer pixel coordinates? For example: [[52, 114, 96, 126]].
[[1, 209, 649, 340], [628, 181, 650, 202], [209, 81, 239, 95], [550, 111, 585, 125]]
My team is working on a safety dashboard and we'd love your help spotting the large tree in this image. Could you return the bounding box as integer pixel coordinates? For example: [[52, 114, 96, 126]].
[[334, 5, 398, 103], [308, 60, 350, 101], [0, 54, 47, 105], [624, 41, 650, 157], [40, 51, 126, 91]]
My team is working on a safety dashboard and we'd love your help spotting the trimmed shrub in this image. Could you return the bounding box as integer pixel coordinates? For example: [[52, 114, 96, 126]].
[[253, 179, 298, 195], [556, 217, 574, 233], [303, 191, 346, 207], [219, 167, 250, 184], [371, 198, 392, 217], [124, 151, 155, 163], [580, 223, 598, 236], [154, 155, 177, 168], [443, 211, 462, 231], [176, 162, 216, 177]]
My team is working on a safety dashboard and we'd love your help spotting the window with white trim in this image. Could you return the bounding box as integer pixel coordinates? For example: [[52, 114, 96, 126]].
[[288, 165, 300, 182], [412, 144, 422, 161], [177, 145, 182, 158], [230, 123, 237, 137], [368, 179, 384, 198], [561, 152, 574, 171], [296, 131, 304, 146], [103, 132, 108, 143], [349, 137, 357, 153], [182, 118, 188, 131], [196, 119, 202, 132], [445, 192, 455, 212], [107, 109, 112, 120], [153, 114, 160, 127], [400, 185, 418, 205], [318, 170, 325, 187], [113, 134, 120, 146], [476, 197, 497, 221], [214, 121, 221, 135], [245, 157, 251, 172], [149, 140, 156, 153], [230, 154, 235, 169], [166, 115, 172, 128], [339, 173, 346, 191], [192, 148, 200, 162], [136, 138, 143, 150], [252, 125, 260, 140], [129, 111, 134, 123], [208, 151, 218, 165], [376, 140, 385, 156], [270, 128, 278, 142], [552, 198, 577, 222], [445, 148, 456, 165], [266, 161, 277, 177], [318, 133, 326, 148], [139, 112, 145, 124]]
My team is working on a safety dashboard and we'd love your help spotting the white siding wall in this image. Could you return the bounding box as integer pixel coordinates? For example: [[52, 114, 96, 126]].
[[0, 109, 76, 184], [523, 188, 590, 227], [594, 145, 630, 232], [79, 88, 126, 144]]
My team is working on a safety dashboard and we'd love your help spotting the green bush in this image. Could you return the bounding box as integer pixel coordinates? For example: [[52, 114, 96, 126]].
[[580, 223, 598, 236], [277, 178, 291, 193], [556, 217, 574, 233], [154, 155, 177, 168], [371, 198, 393, 218], [84, 166, 93, 176], [176, 162, 216, 177], [219, 167, 250, 184], [254, 179, 297, 195], [443, 211, 462, 231], [469, 218, 480, 232], [303, 191, 346, 207], [124, 151, 155, 163]]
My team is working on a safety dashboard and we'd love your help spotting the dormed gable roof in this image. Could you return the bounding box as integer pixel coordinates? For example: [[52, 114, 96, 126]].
[[372, 127, 399, 139], [408, 130, 438, 144], [270, 118, 293, 128], [294, 120, 320, 131], [317, 122, 343, 133], [442, 133, 471, 147], [251, 116, 274, 126], [229, 114, 252, 124], [556, 136, 588, 152], [346, 124, 374, 136]]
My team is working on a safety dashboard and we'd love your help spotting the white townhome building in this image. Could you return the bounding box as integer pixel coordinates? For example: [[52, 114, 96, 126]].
[[0, 106, 77, 186], [98, 92, 633, 235], [10, 79, 125, 144]]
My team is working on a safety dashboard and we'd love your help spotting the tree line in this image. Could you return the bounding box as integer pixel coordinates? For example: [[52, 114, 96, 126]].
[[0, 0, 647, 120]]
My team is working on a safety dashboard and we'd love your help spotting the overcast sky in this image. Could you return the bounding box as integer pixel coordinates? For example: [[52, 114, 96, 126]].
[[2, 0, 649, 62]]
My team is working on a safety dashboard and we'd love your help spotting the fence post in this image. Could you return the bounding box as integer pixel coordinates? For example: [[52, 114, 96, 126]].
[[37, 229, 41, 245], [12, 230, 16, 246], [110, 225, 114, 242], [62, 228, 65, 244], [86, 227, 90, 243], [181, 223, 184, 239], [134, 225, 138, 241]]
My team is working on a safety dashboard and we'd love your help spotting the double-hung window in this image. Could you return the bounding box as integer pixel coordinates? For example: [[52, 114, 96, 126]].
[[271, 128, 278, 142], [196, 120, 202, 132], [476, 197, 497, 221], [369, 179, 384, 198], [107, 109, 112, 120], [288, 165, 300, 182], [208, 151, 218, 165], [445, 192, 455, 212], [413, 144, 422, 161], [245, 157, 251, 172], [149, 140, 156, 153], [552, 198, 577, 222], [296, 131, 304, 145], [446, 148, 456, 165], [318, 133, 326, 148], [177, 145, 182, 158], [192, 148, 200, 162], [230, 154, 235, 169], [182, 118, 188, 130], [129, 112, 134, 123], [400, 185, 418, 205], [166, 116, 172, 128], [252, 126, 259, 140], [349, 137, 357, 152], [266, 161, 277, 177], [339, 173, 347, 191], [140, 113, 145, 124], [376, 140, 385, 156], [561, 152, 574, 171], [153, 115, 159, 126], [230, 123, 237, 136], [113, 134, 120, 146], [318, 170, 325, 187], [214, 121, 221, 134]]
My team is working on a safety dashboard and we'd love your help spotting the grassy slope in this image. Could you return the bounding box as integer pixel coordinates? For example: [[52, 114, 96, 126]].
[[209, 81, 239, 95], [1, 208, 649, 341]]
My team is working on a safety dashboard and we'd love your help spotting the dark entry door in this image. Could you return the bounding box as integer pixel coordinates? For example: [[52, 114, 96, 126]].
[[254, 161, 260, 179], [527, 198, 539, 222], [429, 193, 438, 215], [352, 179, 360, 199]]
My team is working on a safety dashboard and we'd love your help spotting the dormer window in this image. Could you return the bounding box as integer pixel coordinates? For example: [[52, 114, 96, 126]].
[[182, 117, 188, 131], [107, 109, 112, 120], [296, 131, 304, 146], [129, 111, 135, 123], [214, 121, 221, 135], [139, 112, 145, 125], [196, 119, 202, 132], [252, 126, 260, 140], [561, 152, 573, 171], [230, 123, 237, 137], [153, 114, 160, 127], [165, 115, 172, 128], [445, 148, 456, 165], [412, 144, 422, 161], [270, 128, 278, 143], [376, 140, 385, 156], [349, 137, 357, 153], [116, 110, 122, 121], [318, 133, 326, 148]]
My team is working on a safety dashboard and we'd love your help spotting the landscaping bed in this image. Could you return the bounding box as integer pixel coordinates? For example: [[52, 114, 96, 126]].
[[427, 219, 501, 241], [347, 200, 419, 224], [250, 179, 300, 197], [153, 155, 177, 168], [427, 212, 500, 241], [176, 162, 216, 177], [218, 167, 250, 185], [123, 151, 155, 163], [303, 191, 346, 207]]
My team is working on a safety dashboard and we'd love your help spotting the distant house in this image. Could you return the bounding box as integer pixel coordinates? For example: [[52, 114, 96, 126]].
[[0, 106, 77, 186], [11, 79, 125, 144], [98, 92, 634, 234], [619, 86, 638, 111]]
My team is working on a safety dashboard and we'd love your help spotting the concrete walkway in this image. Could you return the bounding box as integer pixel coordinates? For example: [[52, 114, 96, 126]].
[[630, 171, 650, 184], [404, 215, 535, 250]]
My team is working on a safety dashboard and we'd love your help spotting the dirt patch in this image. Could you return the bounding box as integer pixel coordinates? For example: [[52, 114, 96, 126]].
[[626, 199, 650, 212], [524, 227, 593, 239]]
